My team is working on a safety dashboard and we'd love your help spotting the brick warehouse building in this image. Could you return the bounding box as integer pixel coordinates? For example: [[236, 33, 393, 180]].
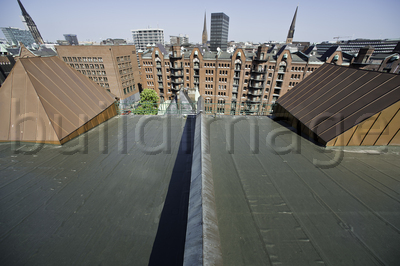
[[138, 44, 351, 114], [56, 45, 141, 104]]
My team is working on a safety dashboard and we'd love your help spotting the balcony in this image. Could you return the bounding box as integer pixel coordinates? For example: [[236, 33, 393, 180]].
[[251, 69, 266, 74], [249, 90, 262, 96], [170, 65, 183, 70], [172, 79, 184, 84], [232, 87, 238, 93], [233, 75, 240, 79], [157, 72, 162, 75], [169, 54, 182, 59], [171, 72, 183, 77], [249, 84, 263, 89], [249, 98, 261, 103], [250, 76, 264, 81], [253, 57, 268, 62]]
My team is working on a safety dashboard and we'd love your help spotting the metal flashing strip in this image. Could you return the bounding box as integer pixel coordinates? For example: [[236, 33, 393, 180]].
[[184, 98, 223, 266]]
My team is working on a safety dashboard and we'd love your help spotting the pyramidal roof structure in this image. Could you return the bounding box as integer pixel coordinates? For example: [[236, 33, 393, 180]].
[[0, 56, 117, 145], [273, 63, 400, 146]]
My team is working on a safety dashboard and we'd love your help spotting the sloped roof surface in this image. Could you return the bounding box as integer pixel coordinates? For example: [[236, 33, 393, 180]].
[[0, 56, 115, 144], [320, 45, 341, 60], [276, 63, 400, 143]]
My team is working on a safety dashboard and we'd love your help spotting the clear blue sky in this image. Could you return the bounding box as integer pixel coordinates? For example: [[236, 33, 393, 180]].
[[1, 0, 399, 44]]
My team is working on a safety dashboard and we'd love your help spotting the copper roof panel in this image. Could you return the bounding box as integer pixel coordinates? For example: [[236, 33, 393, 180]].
[[276, 64, 400, 145]]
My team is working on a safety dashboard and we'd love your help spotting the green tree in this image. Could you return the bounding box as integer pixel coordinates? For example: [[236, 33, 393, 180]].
[[133, 89, 159, 115]]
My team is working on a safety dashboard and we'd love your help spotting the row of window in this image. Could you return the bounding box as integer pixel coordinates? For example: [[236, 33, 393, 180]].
[[70, 63, 105, 70], [116, 56, 130, 62], [63, 57, 103, 63], [218, 85, 227, 90], [206, 69, 214, 74], [121, 73, 134, 81], [122, 79, 134, 88], [98, 83, 109, 88], [118, 62, 132, 69], [123, 85, 135, 95], [77, 70, 107, 76], [119, 68, 133, 75]]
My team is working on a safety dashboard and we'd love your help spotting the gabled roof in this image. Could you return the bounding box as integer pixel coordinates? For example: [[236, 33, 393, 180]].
[[156, 43, 168, 55], [303, 45, 317, 55], [320, 45, 341, 61], [0, 56, 116, 144]]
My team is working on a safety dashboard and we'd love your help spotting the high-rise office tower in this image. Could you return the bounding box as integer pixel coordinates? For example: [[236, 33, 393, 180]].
[[1, 27, 35, 47], [286, 6, 298, 44], [17, 0, 44, 44], [210, 12, 229, 52], [64, 34, 79, 45], [202, 12, 208, 45], [131, 28, 164, 51]]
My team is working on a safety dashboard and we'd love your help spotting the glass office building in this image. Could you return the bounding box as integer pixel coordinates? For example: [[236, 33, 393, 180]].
[[210, 13, 229, 52]]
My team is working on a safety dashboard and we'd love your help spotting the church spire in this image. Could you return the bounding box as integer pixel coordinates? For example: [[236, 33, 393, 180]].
[[286, 6, 298, 44], [17, 0, 44, 45], [202, 11, 208, 45]]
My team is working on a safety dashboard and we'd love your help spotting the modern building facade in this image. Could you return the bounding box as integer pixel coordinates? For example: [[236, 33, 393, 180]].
[[17, 0, 44, 44], [100, 38, 127, 45], [210, 13, 229, 52], [316, 39, 400, 56], [170, 34, 189, 46], [56, 45, 141, 102], [132, 29, 164, 51], [0, 27, 35, 47], [64, 34, 79, 45]]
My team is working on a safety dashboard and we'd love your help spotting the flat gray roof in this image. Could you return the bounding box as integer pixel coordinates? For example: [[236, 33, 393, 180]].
[[0, 115, 187, 265], [208, 116, 400, 265], [1, 114, 399, 265]]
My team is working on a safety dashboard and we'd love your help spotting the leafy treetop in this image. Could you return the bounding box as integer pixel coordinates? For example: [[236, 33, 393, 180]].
[[140, 89, 159, 103]]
